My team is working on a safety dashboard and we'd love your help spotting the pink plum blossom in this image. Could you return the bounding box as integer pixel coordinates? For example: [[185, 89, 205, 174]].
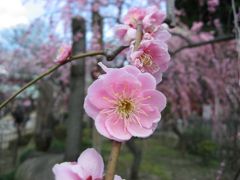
[[115, 6, 170, 45], [114, 24, 137, 45], [52, 148, 122, 180], [207, 0, 219, 12], [54, 44, 72, 64], [142, 6, 166, 33], [122, 7, 146, 28], [84, 63, 166, 142], [128, 40, 170, 83], [191, 21, 203, 32]]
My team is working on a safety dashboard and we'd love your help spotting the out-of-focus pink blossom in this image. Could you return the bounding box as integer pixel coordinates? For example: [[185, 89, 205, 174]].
[[123, 7, 146, 28], [143, 6, 166, 33], [52, 148, 122, 180], [54, 44, 72, 64], [115, 6, 169, 45], [143, 24, 171, 42], [128, 40, 170, 83], [84, 63, 166, 142], [114, 24, 137, 45], [191, 21, 203, 32], [208, 0, 219, 12]]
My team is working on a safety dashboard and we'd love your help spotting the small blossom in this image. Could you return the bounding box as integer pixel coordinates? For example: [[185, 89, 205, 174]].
[[54, 44, 72, 64], [142, 6, 166, 33], [52, 148, 122, 180], [114, 24, 136, 45], [128, 40, 170, 83], [84, 63, 166, 142], [191, 22, 203, 32], [122, 7, 146, 28], [115, 6, 169, 45]]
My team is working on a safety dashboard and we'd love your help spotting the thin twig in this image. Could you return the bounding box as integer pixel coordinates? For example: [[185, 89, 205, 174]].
[[0, 46, 128, 110], [171, 35, 235, 56]]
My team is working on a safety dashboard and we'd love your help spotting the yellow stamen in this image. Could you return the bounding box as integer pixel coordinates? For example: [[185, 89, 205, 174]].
[[139, 53, 153, 66], [117, 98, 134, 119]]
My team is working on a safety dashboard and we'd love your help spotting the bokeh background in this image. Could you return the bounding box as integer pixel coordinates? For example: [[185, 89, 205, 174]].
[[0, 0, 239, 180]]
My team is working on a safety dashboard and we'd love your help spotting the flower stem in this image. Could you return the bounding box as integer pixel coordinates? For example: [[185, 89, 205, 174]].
[[133, 22, 143, 51], [105, 141, 122, 180]]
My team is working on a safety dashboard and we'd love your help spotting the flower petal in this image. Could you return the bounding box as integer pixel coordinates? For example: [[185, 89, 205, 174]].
[[142, 90, 167, 111], [84, 97, 100, 119], [105, 116, 132, 141], [52, 162, 79, 180], [77, 148, 104, 179], [127, 121, 153, 138], [95, 112, 113, 139], [138, 73, 156, 90]]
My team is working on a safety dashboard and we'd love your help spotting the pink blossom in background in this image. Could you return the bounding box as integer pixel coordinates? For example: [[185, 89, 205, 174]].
[[54, 44, 72, 64], [52, 148, 122, 180], [128, 40, 170, 83], [142, 6, 166, 33], [207, 0, 219, 12], [122, 7, 146, 28], [84, 63, 166, 142], [191, 21, 203, 32], [114, 24, 137, 45]]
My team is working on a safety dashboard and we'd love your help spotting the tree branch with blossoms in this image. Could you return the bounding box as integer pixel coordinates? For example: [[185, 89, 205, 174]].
[[1, 5, 172, 180]]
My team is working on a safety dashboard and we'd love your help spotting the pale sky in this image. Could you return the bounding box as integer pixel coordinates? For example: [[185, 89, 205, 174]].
[[0, 0, 43, 29]]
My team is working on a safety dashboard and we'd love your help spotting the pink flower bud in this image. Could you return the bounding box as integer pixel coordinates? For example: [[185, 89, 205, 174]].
[[54, 44, 72, 64]]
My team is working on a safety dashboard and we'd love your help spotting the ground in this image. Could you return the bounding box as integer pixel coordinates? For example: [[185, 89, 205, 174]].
[[0, 129, 227, 180]]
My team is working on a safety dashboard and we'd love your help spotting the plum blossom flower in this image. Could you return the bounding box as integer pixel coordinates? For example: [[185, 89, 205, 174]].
[[52, 148, 122, 180], [142, 6, 166, 33], [54, 44, 72, 64], [115, 6, 170, 45], [207, 0, 219, 12], [191, 21, 203, 32], [128, 40, 170, 83], [84, 63, 166, 142], [122, 7, 146, 28]]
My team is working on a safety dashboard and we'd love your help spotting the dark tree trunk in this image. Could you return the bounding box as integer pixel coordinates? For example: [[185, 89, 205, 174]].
[[91, 11, 103, 152], [126, 139, 142, 180], [35, 80, 55, 151], [64, 17, 86, 161]]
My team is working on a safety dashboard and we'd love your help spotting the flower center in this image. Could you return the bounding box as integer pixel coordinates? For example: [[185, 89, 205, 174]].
[[117, 99, 134, 119], [139, 53, 153, 66]]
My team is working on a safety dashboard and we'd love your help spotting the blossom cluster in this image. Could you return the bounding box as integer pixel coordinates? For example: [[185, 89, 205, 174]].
[[84, 6, 170, 141], [115, 6, 171, 83]]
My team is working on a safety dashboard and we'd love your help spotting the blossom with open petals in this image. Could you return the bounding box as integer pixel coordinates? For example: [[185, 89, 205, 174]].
[[129, 40, 170, 83], [115, 6, 170, 45], [142, 6, 166, 33], [122, 7, 146, 28], [52, 148, 122, 180], [84, 63, 166, 142], [54, 44, 72, 64]]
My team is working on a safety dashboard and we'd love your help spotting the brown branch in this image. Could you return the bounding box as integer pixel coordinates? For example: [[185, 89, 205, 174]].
[[172, 35, 235, 56], [171, 32, 193, 44], [105, 141, 122, 180]]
